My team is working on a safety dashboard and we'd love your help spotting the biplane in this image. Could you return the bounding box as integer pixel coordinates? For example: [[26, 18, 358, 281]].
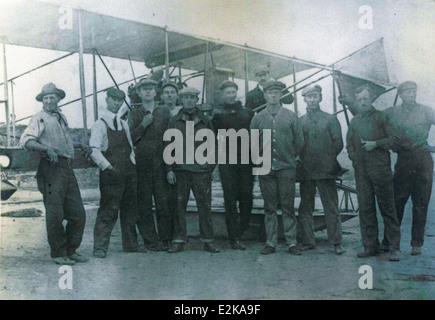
[[0, 0, 397, 235]]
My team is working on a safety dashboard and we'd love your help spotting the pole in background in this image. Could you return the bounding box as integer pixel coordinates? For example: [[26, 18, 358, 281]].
[[78, 9, 88, 142], [332, 67, 337, 114], [244, 44, 249, 102], [292, 63, 298, 116], [165, 27, 170, 82], [92, 50, 98, 121], [201, 42, 208, 104], [10, 80, 16, 146], [2, 39, 10, 147]]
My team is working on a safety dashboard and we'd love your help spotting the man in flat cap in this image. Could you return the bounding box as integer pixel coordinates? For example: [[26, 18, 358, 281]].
[[165, 87, 219, 253], [380, 81, 435, 255], [20, 83, 88, 265], [161, 81, 182, 117], [250, 80, 304, 255], [211, 80, 254, 250], [346, 86, 401, 261], [297, 85, 345, 255], [89, 88, 139, 258], [245, 65, 294, 112], [128, 78, 173, 251]]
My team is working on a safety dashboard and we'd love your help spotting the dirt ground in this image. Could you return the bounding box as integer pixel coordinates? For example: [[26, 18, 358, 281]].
[[0, 182, 434, 300]]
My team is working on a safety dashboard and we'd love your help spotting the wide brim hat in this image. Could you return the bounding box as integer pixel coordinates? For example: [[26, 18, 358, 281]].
[[35, 83, 66, 102]]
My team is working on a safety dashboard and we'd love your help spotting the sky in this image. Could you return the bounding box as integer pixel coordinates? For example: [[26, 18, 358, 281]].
[[0, 0, 434, 140]]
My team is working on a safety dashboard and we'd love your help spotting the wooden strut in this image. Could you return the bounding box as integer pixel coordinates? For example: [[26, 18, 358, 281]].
[[94, 49, 131, 111], [253, 72, 332, 113]]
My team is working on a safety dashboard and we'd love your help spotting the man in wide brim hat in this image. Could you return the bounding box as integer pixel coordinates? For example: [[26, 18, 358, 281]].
[[20, 83, 88, 265], [35, 83, 66, 102]]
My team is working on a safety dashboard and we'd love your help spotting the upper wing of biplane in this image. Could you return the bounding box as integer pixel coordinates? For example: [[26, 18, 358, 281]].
[[0, 0, 323, 80]]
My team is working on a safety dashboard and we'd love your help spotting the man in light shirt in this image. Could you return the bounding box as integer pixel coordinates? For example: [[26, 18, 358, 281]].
[[20, 83, 88, 265], [89, 88, 139, 258]]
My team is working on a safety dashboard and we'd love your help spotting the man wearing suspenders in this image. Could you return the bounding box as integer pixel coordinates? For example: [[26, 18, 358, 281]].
[[89, 88, 139, 258]]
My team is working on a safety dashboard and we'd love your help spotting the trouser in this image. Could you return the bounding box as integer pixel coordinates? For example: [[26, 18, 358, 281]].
[[37, 158, 86, 258], [298, 179, 342, 246], [219, 164, 253, 241], [172, 171, 214, 243], [136, 162, 172, 244], [93, 165, 138, 253], [393, 150, 433, 247], [259, 168, 297, 248], [354, 168, 401, 251]]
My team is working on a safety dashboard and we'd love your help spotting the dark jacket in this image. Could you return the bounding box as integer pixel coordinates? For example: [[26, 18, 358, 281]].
[[346, 107, 395, 179], [211, 101, 254, 166], [298, 108, 344, 180], [246, 85, 294, 111], [165, 107, 217, 173], [128, 105, 171, 169]]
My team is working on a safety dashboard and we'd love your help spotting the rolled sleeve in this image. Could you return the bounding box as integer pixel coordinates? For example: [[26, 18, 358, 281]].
[[20, 115, 43, 149], [89, 120, 111, 170]]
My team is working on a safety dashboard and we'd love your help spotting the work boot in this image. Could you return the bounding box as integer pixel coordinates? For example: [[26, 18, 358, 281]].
[[411, 246, 422, 256], [168, 243, 184, 253], [357, 248, 379, 258], [52, 256, 76, 265], [93, 249, 107, 259], [301, 244, 316, 251], [288, 245, 302, 255], [334, 244, 346, 255], [204, 243, 220, 253], [147, 243, 160, 252], [230, 240, 246, 250], [260, 245, 276, 255], [160, 240, 171, 251], [68, 252, 89, 263], [389, 250, 400, 262]]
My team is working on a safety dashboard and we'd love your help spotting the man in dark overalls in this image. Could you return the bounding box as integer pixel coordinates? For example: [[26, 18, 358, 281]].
[[346, 86, 401, 261], [383, 81, 435, 255], [89, 88, 139, 258], [128, 78, 173, 251], [212, 80, 254, 250], [165, 87, 219, 253], [297, 85, 345, 255], [20, 83, 88, 265]]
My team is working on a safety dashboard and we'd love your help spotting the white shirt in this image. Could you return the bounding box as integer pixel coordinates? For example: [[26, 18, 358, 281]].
[[89, 111, 135, 170]]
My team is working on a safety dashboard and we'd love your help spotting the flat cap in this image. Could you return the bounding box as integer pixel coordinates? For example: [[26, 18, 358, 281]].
[[135, 78, 157, 90], [301, 85, 322, 96], [178, 87, 200, 96], [106, 87, 125, 100], [253, 65, 269, 76], [161, 81, 179, 92], [36, 83, 66, 102], [397, 81, 417, 92], [219, 80, 238, 91], [263, 80, 286, 92]]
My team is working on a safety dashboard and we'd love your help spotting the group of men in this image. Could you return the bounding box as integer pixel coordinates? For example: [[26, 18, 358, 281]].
[[20, 64, 434, 265]]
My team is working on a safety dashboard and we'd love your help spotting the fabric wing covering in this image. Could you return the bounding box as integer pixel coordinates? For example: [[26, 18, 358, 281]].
[[332, 39, 393, 115], [0, 0, 317, 81]]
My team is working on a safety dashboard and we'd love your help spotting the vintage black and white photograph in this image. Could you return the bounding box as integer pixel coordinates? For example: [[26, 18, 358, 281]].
[[0, 0, 434, 302]]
